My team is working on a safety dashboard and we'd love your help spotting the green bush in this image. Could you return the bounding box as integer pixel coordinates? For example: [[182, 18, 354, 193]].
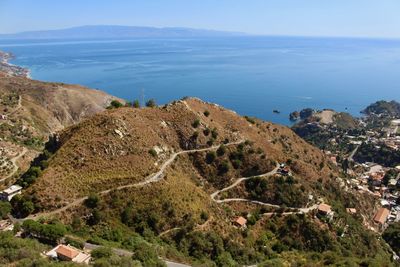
[[92, 247, 114, 259], [204, 110, 210, 117], [206, 151, 217, 164], [217, 145, 226, 157], [145, 99, 156, 108], [134, 243, 166, 266], [22, 220, 66, 243], [85, 193, 100, 209], [108, 100, 124, 109], [192, 119, 201, 128], [0, 202, 11, 219], [149, 148, 157, 157], [132, 99, 140, 108]]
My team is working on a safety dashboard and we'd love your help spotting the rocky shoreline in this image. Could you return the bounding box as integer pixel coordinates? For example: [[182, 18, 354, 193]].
[[0, 50, 30, 77]]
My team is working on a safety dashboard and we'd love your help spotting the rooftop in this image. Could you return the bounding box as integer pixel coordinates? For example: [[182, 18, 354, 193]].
[[318, 203, 332, 214], [373, 208, 390, 225], [2, 185, 22, 195], [235, 216, 247, 226], [56, 245, 80, 260]]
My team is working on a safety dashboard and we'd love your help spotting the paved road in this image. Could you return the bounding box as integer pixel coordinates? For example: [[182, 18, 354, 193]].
[[84, 242, 191, 267]]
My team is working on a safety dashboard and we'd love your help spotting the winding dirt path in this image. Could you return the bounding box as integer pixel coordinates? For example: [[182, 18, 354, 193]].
[[0, 147, 27, 182], [209, 163, 319, 215], [26, 141, 243, 220], [210, 163, 280, 202]]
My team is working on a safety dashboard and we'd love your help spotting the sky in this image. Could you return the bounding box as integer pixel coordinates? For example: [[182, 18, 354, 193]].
[[0, 0, 399, 38]]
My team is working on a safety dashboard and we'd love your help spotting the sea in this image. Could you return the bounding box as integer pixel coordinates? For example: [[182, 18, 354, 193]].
[[1, 36, 400, 125]]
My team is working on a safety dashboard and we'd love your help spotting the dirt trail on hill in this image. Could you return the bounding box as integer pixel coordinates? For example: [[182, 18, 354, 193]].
[[27, 141, 243, 220], [25, 139, 318, 220], [210, 163, 280, 201], [0, 147, 27, 182]]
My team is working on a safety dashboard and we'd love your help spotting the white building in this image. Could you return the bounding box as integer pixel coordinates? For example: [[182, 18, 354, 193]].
[[0, 185, 22, 201]]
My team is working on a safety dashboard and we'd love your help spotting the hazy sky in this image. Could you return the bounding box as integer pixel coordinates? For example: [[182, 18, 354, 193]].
[[1, 0, 399, 38]]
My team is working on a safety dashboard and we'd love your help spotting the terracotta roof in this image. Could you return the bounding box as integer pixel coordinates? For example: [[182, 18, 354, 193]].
[[318, 203, 332, 214], [56, 245, 79, 260], [235, 216, 247, 226], [373, 208, 390, 225]]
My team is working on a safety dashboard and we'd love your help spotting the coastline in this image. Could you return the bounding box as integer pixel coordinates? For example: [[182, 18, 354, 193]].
[[0, 50, 30, 78]]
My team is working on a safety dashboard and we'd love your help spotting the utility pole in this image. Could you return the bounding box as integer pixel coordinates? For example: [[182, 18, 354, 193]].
[[140, 88, 145, 107]]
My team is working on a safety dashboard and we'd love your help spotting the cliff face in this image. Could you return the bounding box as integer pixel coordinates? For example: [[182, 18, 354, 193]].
[[0, 72, 122, 181]]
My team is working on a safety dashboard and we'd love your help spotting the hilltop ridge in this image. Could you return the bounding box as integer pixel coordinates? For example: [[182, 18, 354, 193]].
[[0, 72, 122, 182]]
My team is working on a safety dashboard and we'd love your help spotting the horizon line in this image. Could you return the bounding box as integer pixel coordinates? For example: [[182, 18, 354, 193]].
[[1, 24, 400, 41]]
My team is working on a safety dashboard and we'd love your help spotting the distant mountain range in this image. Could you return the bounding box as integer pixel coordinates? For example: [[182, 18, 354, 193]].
[[0, 25, 246, 39]]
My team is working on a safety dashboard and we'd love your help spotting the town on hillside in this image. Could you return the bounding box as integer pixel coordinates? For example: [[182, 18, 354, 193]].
[[292, 101, 400, 235]]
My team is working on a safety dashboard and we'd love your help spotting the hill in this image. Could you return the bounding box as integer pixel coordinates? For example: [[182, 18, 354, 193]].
[[0, 25, 246, 40], [362, 100, 400, 117], [13, 98, 395, 266], [0, 72, 121, 183]]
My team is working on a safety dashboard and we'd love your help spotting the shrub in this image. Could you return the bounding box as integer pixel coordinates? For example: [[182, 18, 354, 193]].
[[218, 161, 230, 175], [85, 193, 100, 209], [192, 131, 199, 140], [216, 145, 226, 157], [148, 149, 157, 157], [22, 220, 66, 243], [0, 202, 11, 219], [108, 100, 124, 109], [244, 116, 256, 124], [192, 119, 201, 128], [200, 211, 209, 222], [206, 151, 217, 164], [203, 128, 210, 136], [211, 128, 218, 139], [204, 110, 210, 117], [134, 243, 166, 266], [145, 99, 156, 108], [92, 247, 114, 259], [132, 99, 140, 108]]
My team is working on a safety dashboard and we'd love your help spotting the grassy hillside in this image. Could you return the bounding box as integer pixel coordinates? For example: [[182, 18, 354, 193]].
[[15, 98, 396, 266], [0, 72, 120, 183]]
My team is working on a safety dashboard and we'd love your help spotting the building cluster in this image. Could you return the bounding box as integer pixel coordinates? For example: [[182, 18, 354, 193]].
[[347, 161, 400, 230]]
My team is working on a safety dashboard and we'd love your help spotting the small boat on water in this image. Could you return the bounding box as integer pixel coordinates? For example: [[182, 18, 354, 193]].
[[273, 109, 281, 114]]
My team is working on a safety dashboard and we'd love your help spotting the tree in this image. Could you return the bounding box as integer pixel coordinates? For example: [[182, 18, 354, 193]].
[[216, 252, 236, 267], [145, 99, 156, 108], [88, 209, 103, 225], [92, 247, 114, 259], [132, 99, 140, 108], [204, 110, 210, 117], [383, 222, 400, 254], [21, 200, 34, 217], [134, 243, 166, 267], [192, 119, 200, 128], [217, 145, 226, 156], [108, 100, 124, 109], [206, 151, 216, 164], [85, 193, 100, 209], [0, 202, 11, 219]]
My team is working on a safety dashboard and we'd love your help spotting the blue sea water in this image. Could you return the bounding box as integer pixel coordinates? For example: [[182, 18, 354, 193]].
[[1, 36, 400, 125]]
